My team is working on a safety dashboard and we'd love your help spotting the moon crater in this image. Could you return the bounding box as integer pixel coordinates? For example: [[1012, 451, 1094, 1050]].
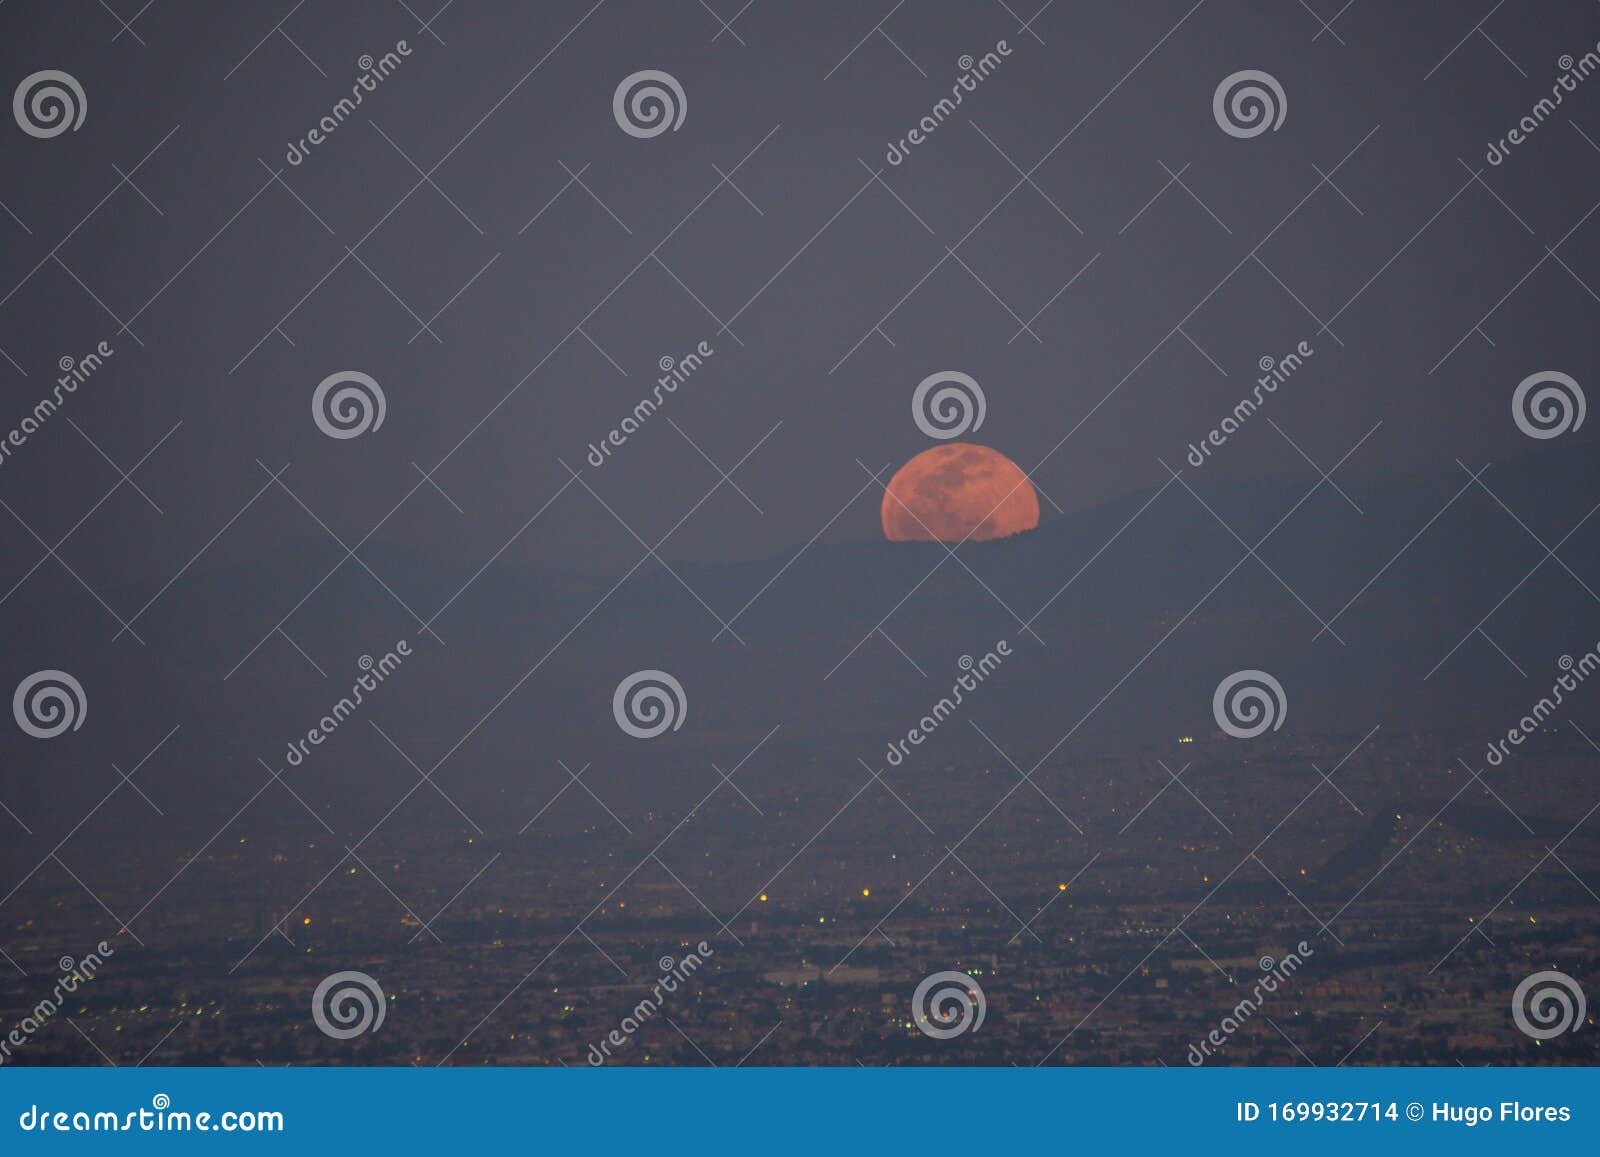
[[881, 443, 1039, 543]]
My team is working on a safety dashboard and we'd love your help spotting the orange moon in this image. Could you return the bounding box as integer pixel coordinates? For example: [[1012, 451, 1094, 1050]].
[[881, 443, 1040, 542]]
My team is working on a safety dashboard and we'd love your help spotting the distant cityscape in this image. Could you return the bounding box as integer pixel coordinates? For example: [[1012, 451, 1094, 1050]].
[[4, 726, 1595, 1066]]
